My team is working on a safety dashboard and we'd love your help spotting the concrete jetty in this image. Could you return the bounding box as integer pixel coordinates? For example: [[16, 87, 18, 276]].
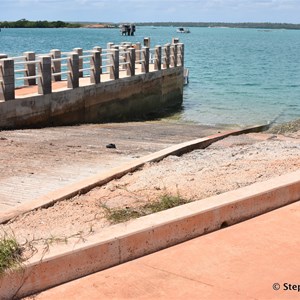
[[0, 37, 184, 129]]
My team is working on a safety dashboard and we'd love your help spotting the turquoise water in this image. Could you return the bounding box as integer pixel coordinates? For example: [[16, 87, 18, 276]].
[[1, 27, 299, 126]]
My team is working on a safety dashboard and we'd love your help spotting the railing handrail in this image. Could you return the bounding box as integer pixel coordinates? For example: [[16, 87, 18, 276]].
[[53, 70, 71, 76], [14, 60, 41, 65], [119, 62, 130, 66], [79, 67, 94, 72], [14, 68, 27, 73], [52, 57, 70, 62], [61, 51, 73, 55], [10, 56, 26, 60], [0, 38, 184, 101], [16, 74, 41, 81], [80, 54, 93, 59]]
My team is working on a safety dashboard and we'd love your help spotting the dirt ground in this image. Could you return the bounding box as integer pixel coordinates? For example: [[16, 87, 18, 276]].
[[1, 123, 299, 259]]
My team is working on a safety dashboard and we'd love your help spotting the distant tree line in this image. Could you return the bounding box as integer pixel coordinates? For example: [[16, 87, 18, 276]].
[[2, 20, 299, 30], [0, 19, 81, 28], [135, 22, 300, 30]]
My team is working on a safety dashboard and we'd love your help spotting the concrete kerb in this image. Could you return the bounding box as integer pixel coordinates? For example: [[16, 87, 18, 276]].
[[0, 124, 269, 225], [1, 170, 300, 299]]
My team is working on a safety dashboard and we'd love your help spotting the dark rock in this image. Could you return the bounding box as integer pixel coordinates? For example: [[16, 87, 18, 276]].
[[106, 143, 116, 149]]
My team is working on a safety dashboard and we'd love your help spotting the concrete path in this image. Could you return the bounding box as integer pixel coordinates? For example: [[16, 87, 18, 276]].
[[0, 121, 227, 212], [32, 200, 300, 299]]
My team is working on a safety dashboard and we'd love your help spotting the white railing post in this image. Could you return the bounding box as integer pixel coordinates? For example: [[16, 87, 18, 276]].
[[67, 52, 79, 89], [144, 37, 150, 48], [178, 43, 184, 67], [93, 46, 102, 75], [142, 47, 149, 73], [154, 45, 162, 71], [73, 48, 83, 78], [172, 37, 180, 44], [135, 42, 141, 64], [50, 49, 61, 81], [38, 56, 52, 95], [170, 44, 177, 68], [110, 46, 119, 80], [121, 45, 129, 70], [163, 44, 170, 69], [90, 50, 101, 84], [0, 58, 15, 101], [107, 42, 114, 50], [127, 47, 135, 76], [24, 51, 36, 86]]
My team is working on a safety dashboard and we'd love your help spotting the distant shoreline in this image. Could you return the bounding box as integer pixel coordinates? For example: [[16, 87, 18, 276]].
[[135, 22, 300, 30], [1, 20, 300, 30], [82, 22, 300, 30]]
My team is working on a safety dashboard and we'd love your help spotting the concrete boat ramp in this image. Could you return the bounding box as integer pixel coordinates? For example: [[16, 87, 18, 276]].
[[0, 121, 228, 213]]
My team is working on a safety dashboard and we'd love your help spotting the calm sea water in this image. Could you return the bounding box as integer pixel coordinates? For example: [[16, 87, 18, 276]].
[[1, 26, 299, 126]]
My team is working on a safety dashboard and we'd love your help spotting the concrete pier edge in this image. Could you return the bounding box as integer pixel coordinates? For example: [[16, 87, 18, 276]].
[[1, 170, 299, 299], [0, 124, 269, 224]]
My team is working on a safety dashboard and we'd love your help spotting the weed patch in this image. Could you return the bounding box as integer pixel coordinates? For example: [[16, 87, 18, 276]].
[[101, 193, 190, 224], [143, 194, 189, 213], [101, 204, 141, 224], [0, 234, 23, 274]]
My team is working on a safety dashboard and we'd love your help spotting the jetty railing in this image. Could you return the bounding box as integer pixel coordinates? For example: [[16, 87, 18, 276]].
[[0, 38, 184, 101]]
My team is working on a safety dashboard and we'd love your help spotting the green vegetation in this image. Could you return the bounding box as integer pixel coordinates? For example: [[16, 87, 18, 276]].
[[101, 205, 141, 224], [135, 22, 300, 30], [0, 19, 81, 28], [0, 234, 23, 274], [101, 193, 189, 224], [143, 194, 189, 213]]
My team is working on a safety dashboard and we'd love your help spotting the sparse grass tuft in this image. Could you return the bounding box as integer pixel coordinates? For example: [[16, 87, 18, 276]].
[[101, 204, 141, 224], [143, 194, 189, 213], [101, 193, 189, 224], [0, 234, 23, 274]]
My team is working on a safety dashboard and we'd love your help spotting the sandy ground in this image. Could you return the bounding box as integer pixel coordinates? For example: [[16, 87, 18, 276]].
[[1, 125, 299, 259]]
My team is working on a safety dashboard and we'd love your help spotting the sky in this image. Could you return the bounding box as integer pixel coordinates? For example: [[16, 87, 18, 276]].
[[1, 0, 300, 23]]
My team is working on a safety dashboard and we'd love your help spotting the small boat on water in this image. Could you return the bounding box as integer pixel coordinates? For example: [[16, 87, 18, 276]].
[[177, 27, 190, 33]]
